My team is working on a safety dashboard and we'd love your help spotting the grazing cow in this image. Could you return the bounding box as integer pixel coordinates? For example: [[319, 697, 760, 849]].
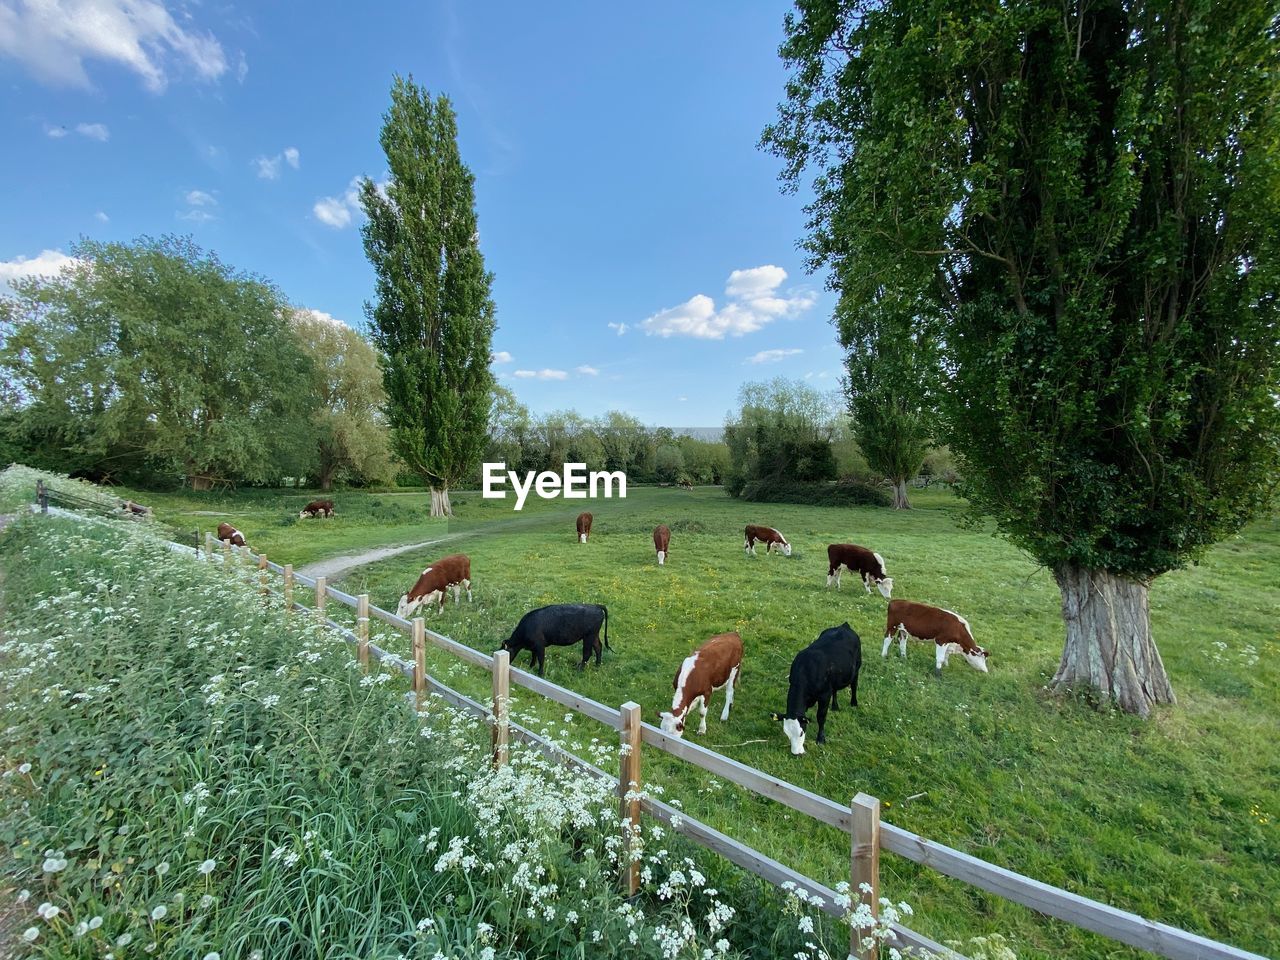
[[653, 524, 671, 566], [502, 603, 610, 676], [299, 499, 335, 519], [396, 554, 472, 618], [772, 623, 861, 755], [883, 599, 988, 676], [659, 632, 742, 738], [744, 524, 791, 557], [216, 522, 246, 547], [576, 512, 593, 543], [679, 479, 694, 492], [826, 543, 893, 598]]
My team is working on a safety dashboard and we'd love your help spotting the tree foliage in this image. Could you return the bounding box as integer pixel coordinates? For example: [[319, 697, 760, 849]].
[[291, 310, 397, 490], [765, 0, 1280, 714], [361, 75, 496, 516], [723, 379, 841, 495], [1, 236, 316, 488]]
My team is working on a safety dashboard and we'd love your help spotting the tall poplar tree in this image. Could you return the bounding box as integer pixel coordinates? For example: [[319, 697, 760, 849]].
[[765, 0, 1280, 715], [361, 76, 496, 517]]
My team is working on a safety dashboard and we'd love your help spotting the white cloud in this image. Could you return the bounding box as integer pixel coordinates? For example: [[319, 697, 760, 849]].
[[45, 121, 109, 140], [292, 307, 350, 329], [513, 369, 568, 381], [804, 370, 835, 381], [607, 321, 628, 336], [491, 350, 513, 364], [313, 175, 386, 229], [0, 249, 80, 291], [94, 210, 109, 222], [747, 348, 804, 364], [178, 189, 216, 222], [235, 50, 248, 83], [255, 146, 301, 180], [0, 0, 228, 92], [640, 265, 816, 340], [575, 365, 599, 376]]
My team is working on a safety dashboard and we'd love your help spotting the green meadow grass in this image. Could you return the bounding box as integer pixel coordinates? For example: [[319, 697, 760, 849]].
[[94, 481, 1280, 957]]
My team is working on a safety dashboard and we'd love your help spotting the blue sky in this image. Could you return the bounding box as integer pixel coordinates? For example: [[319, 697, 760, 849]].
[[0, 1, 844, 425]]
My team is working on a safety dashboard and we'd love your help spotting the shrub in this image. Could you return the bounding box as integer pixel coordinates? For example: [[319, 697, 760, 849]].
[[736, 479, 891, 508]]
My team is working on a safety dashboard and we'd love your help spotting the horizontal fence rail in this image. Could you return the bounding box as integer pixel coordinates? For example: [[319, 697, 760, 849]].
[[30, 500, 1265, 960]]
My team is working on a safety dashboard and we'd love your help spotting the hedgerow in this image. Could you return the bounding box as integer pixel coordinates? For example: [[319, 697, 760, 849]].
[[0, 508, 945, 959]]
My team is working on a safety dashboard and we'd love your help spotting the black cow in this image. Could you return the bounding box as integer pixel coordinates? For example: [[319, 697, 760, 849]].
[[502, 603, 611, 676], [772, 622, 861, 755]]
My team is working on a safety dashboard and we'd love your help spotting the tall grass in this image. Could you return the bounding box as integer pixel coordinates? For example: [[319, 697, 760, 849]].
[[0, 508, 956, 959]]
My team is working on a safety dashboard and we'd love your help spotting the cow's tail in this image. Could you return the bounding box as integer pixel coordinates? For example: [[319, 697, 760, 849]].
[[602, 604, 611, 650]]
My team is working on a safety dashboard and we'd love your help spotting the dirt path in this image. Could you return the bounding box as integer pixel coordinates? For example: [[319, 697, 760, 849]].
[[295, 536, 461, 581]]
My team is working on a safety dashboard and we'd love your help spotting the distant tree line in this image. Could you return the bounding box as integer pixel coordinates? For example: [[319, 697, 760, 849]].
[[481, 388, 730, 486], [0, 236, 396, 491]]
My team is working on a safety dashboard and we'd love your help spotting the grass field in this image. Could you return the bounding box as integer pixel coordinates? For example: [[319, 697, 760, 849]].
[[111, 483, 1280, 957]]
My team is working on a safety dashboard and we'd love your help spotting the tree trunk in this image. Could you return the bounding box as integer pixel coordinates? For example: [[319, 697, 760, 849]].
[[891, 478, 911, 509], [429, 484, 452, 518], [318, 467, 334, 492], [1051, 564, 1175, 718]]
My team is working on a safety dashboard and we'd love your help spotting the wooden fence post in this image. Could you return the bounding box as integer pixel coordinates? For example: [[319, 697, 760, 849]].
[[258, 554, 268, 599], [315, 576, 327, 622], [491, 650, 510, 768], [412, 618, 427, 712], [222, 538, 231, 562], [619, 701, 642, 896], [36, 479, 47, 513], [283, 564, 294, 614], [851, 792, 882, 960], [357, 594, 370, 670], [205, 532, 214, 560]]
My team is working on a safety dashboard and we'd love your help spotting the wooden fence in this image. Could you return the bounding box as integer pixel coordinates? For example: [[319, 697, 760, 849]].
[[187, 528, 1268, 960]]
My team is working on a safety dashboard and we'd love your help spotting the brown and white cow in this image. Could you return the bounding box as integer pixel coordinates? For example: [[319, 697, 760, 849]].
[[576, 512, 593, 543], [827, 543, 893, 598], [299, 499, 335, 519], [883, 599, 988, 676], [659, 632, 743, 738], [216, 522, 246, 547], [396, 554, 472, 618], [744, 524, 791, 557], [653, 524, 670, 566]]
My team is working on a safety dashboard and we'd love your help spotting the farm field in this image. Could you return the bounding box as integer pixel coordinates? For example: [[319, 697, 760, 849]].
[[124, 482, 1280, 959]]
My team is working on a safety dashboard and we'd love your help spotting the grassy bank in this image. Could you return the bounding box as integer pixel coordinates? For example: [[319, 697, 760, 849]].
[[0, 507, 932, 959]]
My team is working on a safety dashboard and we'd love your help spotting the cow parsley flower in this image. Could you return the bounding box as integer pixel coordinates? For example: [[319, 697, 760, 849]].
[[198, 858, 217, 875]]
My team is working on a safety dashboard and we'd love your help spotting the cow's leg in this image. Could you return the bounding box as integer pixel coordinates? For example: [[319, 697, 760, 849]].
[[696, 695, 708, 735], [537, 646, 547, 677], [815, 696, 831, 744], [850, 669, 859, 707], [899, 628, 908, 658], [464, 578, 472, 601], [720, 666, 738, 721], [881, 634, 893, 658], [744, 538, 753, 556], [862, 574, 873, 594], [934, 642, 947, 677]]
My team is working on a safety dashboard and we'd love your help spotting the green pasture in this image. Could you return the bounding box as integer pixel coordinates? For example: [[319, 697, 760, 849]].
[[134, 484, 1279, 958]]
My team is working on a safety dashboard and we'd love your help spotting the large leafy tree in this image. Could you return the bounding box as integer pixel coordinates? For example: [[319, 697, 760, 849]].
[[361, 76, 496, 517], [1, 236, 316, 488], [291, 310, 397, 490], [842, 298, 938, 508], [724, 378, 840, 494], [765, 0, 1280, 715]]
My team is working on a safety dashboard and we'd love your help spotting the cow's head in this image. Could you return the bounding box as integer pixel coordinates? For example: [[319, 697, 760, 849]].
[[875, 576, 894, 599], [658, 709, 687, 738], [771, 712, 808, 755], [964, 646, 990, 673], [396, 594, 419, 619], [781, 541, 792, 557], [298, 509, 309, 519]]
